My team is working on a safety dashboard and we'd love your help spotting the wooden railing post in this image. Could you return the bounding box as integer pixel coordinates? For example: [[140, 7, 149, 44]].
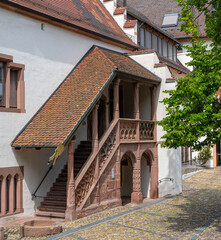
[[65, 138, 76, 221]]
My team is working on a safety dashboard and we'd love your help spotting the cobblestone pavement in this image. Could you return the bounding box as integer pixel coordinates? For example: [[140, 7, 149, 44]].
[[3, 168, 221, 240]]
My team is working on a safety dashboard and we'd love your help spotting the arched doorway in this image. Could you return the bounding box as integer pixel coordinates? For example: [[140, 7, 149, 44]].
[[120, 153, 133, 204], [141, 152, 151, 198]]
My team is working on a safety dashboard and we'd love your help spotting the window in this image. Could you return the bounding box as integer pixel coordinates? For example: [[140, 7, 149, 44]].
[[0, 54, 25, 113], [0, 167, 24, 217], [140, 28, 145, 46], [162, 13, 179, 28]]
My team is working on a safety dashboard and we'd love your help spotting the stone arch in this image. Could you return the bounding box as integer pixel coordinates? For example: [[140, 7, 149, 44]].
[[120, 151, 136, 204], [141, 149, 158, 199]]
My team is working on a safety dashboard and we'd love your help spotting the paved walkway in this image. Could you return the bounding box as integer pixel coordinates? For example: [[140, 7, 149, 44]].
[[3, 168, 221, 239]]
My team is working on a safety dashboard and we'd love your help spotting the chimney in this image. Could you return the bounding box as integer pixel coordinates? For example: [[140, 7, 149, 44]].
[[123, 0, 127, 7]]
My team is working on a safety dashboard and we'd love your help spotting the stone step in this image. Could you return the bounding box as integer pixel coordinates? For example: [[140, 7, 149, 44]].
[[38, 206, 66, 213], [44, 196, 66, 202], [35, 210, 65, 218], [47, 191, 66, 197], [41, 201, 66, 208]]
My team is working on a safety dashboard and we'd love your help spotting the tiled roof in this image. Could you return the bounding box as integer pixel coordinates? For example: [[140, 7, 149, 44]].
[[159, 55, 190, 74], [3, 0, 136, 47], [124, 20, 137, 28], [114, 7, 126, 15], [125, 0, 207, 39], [117, 0, 180, 44], [12, 46, 160, 148]]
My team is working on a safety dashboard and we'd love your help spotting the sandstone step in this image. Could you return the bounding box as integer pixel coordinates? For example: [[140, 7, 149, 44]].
[[41, 201, 66, 207], [35, 210, 65, 219], [38, 206, 66, 213]]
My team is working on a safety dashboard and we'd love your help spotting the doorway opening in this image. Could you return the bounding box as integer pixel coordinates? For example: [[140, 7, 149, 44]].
[[141, 152, 151, 198], [121, 155, 133, 205]]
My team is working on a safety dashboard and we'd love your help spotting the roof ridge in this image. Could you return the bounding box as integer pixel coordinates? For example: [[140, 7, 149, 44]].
[[95, 47, 118, 70]]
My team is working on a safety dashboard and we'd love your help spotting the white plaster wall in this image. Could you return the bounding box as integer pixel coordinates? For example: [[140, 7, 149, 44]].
[[0, 7, 128, 216], [139, 86, 151, 120], [141, 157, 150, 198], [113, 10, 126, 29], [129, 52, 182, 196], [158, 144, 182, 197], [102, 0, 116, 16]]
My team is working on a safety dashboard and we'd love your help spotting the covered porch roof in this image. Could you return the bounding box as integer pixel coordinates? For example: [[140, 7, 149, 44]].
[[11, 46, 161, 150]]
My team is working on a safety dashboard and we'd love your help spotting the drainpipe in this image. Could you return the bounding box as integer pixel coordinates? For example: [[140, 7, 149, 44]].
[[123, 0, 127, 7]]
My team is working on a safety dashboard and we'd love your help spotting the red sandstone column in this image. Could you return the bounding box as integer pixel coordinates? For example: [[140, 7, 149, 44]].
[[17, 68, 25, 111], [131, 144, 143, 204], [16, 176, 23, 213], [9, 176, 14, 214], [65, 139, 76, 221], [92, 105, 99, 152], [134, 82, 140, 120], [94, 157, 100, 204], [113, 79, 120, 119], [150, 146, 159, 199], [115, 149, 121, 202], [134, 82, 140, 141], [1, 178, 6, 216], [150, 85, 159, 198]]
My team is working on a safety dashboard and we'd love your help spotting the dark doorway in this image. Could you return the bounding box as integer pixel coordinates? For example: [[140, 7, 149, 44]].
[[121, 157, 133, 205]]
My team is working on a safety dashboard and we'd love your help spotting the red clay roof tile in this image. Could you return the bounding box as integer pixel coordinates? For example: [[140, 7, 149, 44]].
[[114, 7, 126, 15], [124, 20, 137, 28], [12, 46, 159, 148]]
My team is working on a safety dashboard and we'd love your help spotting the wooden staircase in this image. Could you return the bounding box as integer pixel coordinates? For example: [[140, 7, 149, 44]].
[[35, 141, 92, 218]]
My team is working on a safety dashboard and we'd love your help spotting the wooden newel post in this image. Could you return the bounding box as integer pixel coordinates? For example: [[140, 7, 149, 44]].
[[65, 138, 76, 221]]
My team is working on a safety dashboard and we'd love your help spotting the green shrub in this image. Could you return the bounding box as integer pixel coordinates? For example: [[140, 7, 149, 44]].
[[197, 145, 212, 166]]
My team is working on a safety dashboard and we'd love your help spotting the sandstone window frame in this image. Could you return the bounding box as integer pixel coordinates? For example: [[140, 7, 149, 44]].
[[0, 53, 25, 113], [0, 166, 24, 218]]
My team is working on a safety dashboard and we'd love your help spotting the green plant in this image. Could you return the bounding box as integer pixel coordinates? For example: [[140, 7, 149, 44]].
[[197, 145, 212, 166]]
